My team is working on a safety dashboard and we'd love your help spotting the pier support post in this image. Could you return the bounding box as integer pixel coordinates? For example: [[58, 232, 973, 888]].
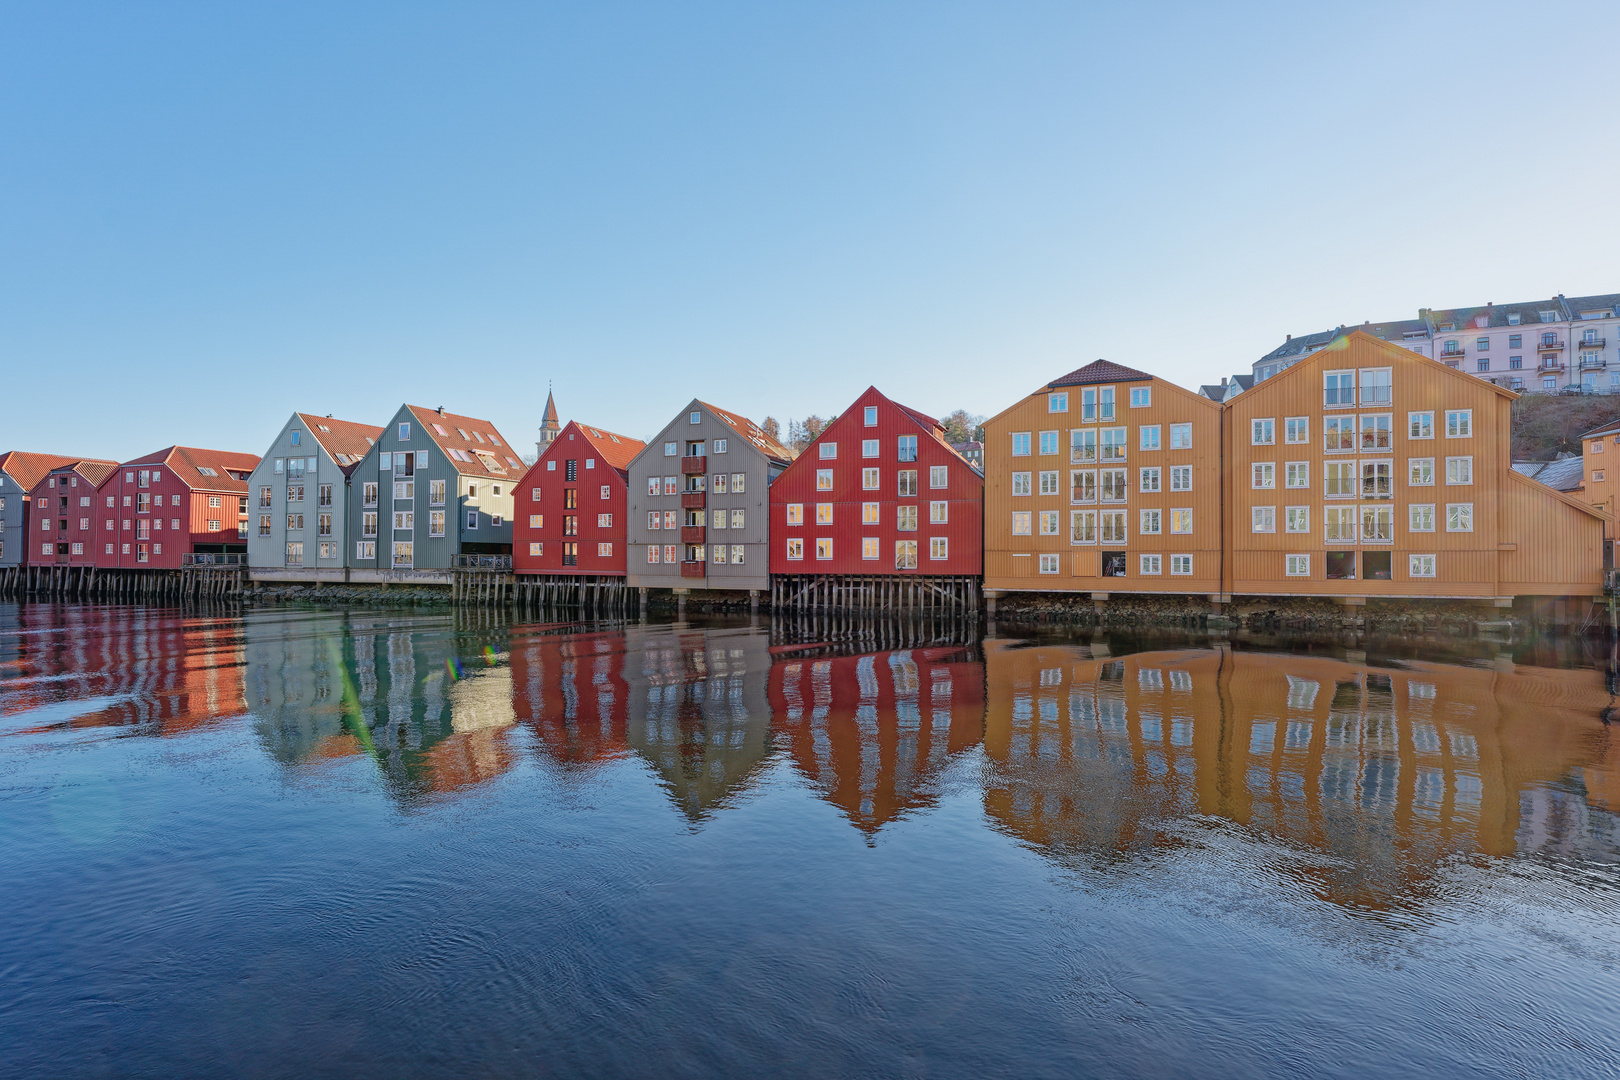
[[674, 588, 688, 619]]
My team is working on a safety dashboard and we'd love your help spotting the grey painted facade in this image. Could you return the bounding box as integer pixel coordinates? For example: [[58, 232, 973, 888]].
[[346, 405, 518, 580], [246, 415, 367, 581], [0, 468, 26, 569], [626, 400, 787, 593]]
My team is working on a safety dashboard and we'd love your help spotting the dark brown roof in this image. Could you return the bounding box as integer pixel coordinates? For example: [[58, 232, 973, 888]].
[[1048, 360, 1154, 387], [121, 446, 262, 493], [296, 414, 386, 477], [407, 406, 526, 478], [0, 451, 80, 493]]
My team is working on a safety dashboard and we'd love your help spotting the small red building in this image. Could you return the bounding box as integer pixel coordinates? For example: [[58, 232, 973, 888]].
[[514, 421, 646, 580], [768, 386, 983, 609], [96, 446, 261, 569], [25, 459, 119, 567]]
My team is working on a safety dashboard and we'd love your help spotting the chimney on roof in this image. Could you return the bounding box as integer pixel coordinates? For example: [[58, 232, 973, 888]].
[[1221, 377, 1228, 387], [437, 405, 445, 416], [1286, 334, 1291, 341]]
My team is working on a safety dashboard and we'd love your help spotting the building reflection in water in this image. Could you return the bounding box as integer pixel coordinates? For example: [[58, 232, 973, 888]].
[[983, 638, 1619, 907], [243, 610, 517, 804], [510, 626, 632, 770], [0, 603, 246, 735], [768, 643, 984, 836]]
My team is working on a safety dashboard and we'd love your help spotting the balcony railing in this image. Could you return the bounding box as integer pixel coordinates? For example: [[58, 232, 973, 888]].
[[1580, 337, 1607, 349], [182, 552, 248, 566], [452, 554, 512, 570], [1581, 356, 1606, 370], [679, 561, 706, 579], [1439, 348, 1466, 359], [1539, 359, 1566, 372], [680, 525, 706, 544], [680, 491, 706, 510], [1537, 338, 1565, 352], [681, 455, 707, 475]]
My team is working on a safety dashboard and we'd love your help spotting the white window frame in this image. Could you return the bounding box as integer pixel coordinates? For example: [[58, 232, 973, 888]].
[[1251, 506, 1276, 533], [1445, 456, 1473, 485], [1409, 554, 1436, 578], [1446, 503, 1473, 532], [1251, 418, 1275, 445], [1138, 553, 1162, 575], [1285, 554, 1310, 577], [1251, 462, 1275, 489], [1446, 410, 1473, 438]]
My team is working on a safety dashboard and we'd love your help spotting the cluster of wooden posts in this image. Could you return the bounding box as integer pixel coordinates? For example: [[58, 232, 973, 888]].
[[514, 574, 636, 620], [0, 564, 248, 602], [768, 604, 985, 650], [771, 574, 981, 617]]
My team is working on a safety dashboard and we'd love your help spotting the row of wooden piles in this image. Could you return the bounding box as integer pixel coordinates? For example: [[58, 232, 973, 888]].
[[0, 565, 247, 602], [514, 575, 635, 620], [771, 574, 981, 617], [768, 605, 984, 649]]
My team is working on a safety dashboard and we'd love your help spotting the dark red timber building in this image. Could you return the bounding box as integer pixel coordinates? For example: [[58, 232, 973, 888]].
[[513, 420, 646, 617], [97, 446, 260, 571], [26, 459, 120, 572], [768, 386, 984, 614]]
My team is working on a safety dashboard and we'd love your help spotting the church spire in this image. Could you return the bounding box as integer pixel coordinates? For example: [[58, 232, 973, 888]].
[[537, 385, 561, 458]]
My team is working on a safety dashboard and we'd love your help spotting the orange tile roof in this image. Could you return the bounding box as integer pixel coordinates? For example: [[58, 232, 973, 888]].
[[561, 421, 646, 473], [696, 400, 793, 462], [407, 405, 527, 478], [121, 446, 262, 493], [42, 459, 121, 491], [296, 414, 386, 476], [0, 451, 80, 493]]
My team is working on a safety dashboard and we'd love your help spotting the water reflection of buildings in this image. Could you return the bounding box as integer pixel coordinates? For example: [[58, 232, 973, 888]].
[[0, 604, 246, 734], [510, 627, 631, 768], [768, 645, 983, 835], [243, 611, 517, 803], [983, 639, 1618, 907], [623, 624, 775, 821]]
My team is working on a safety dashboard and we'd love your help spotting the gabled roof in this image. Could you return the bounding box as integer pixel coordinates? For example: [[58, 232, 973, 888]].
[[0, 451, 79, 492], [1047, 360, 1153, 387], [406, 405, 526, 478], [296, 414, 385, 477], [551, 421, 645, 474], [1509, 468, 1609, 522], [1581, 417, 1620, 440], [1512, 457, 1585, 492], [1259, 330, 1519, 400], [1567, 293, 1620, 318], [41, 459, 120, 491], [695, 400, 793, 463], [121, 446, 262, 493]]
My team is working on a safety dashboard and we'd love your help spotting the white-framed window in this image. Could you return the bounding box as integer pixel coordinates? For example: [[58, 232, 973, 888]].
[[864, 406, 878, 426], [1408, 411, 1434, 439], [598, 542, 613, 557], [712, 474, 727, 493], [786, 503, 803, 525], [862, 537, 879, 560], [663, 510, 678, 529], [1284, 462, 1309, 488], [1409, 554, 1436, 578], [1324, 369, 1355, 407], [731, 509, 744, 529], [1039, 553, 1060, 574], [1070, 429, 1097, 463], [1170, 554, 1192, 575], [1139, 554, 1162, 575], [863, 467, 880, 490], [819, 442, 837, 459], [1359, 414, 1392, 451], [815, 538, 832, 560], [1446, 410, 1472, 438], [429, 511, 446, 536], [1039, 510, 1060, 535], [1012, 471, 1032, 496], [1071, 469, 1097, 503], [1446, 503, 1473, 532], [1139, 466, 1160, 492], [1140, 425, 1160, 451], [1360, 504, 1394, 542], [1251, 418, 1275, 445], [1285, 506, 1309, 533], [1286, 554, 1310, 577], [862, 502, 880, 524], [1100, 427, 1127, 462], [731, 473, 745, 492], [466, 510, 478, 530], [930, 500, 948, 524], [713, 543, 728, 564], [1128, 386, 1151, 408], [1011, 511, 1032, 535], [863, 440, 879, 458], [646, 511, 659, 530], [1324, 506, 1356, 542], [1409, 504, 1435, 532], [689, 411, 701, 425], [1284, 417, 1308, 444], [1361, 459, 1393, 499], [1252, 462, 1275, 489], [1140, 508, 1161, 534], [1170, 508, 1192, 534], [730, 544, 745, 564], [1049, 392, 1068, 413], [1445, 456, 1473, 485], [1169, 466, 1191, 492], [1011, 432, 1031, 456], [1251, 506, 1275, 532], [1323, 415, 1355, 453], [816, 469, 833, 490], [930, 537, 948, 560], [1324, 461, 1356, 498], [1358, 368, 1392, 405], [1409, 458, 1434, 486], [1100, 510, 1127, 543], [815, 503, 832, 525], [1039, 470, 1061, 495], [786, 538, 803, 560], [665, 441, 678, 456], [1070, 509, 1096, 544], [896, 540, 919, 569], [1099, 469, 1127, 502], [930, 465, 947, 488], [1169, 423, 1191, 449], [713, 439, 727, 453]]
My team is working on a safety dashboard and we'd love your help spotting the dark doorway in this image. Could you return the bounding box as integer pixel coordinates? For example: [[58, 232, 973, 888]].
[[1325, 551, 1356, 580], [1363, 551, 1392, 580], [1102, 551, 1127, 577]]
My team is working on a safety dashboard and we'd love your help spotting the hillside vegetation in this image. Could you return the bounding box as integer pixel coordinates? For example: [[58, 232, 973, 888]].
[[1511, 394, 1620, 460]]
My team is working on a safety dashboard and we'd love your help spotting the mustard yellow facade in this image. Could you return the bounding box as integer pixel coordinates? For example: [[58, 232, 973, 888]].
[[982, 361, 1224, 598], [1223, 332, 1606, 601]]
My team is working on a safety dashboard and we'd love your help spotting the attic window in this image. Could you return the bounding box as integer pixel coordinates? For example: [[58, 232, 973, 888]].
[[506, 456, 521, 469], [690, 411, 702, 424], [589, 428, 601, 438], [490, 435, 502, 447], [318, 425, 331, 433], [197, 467, 217, 477], [433, 424, 448, 436], [365, 437, 375, 446], [1507, 314, 1521, 325], [457, 428, 469, 440], [609, 434, 620, 443], [1540, 311, 1558, 322]]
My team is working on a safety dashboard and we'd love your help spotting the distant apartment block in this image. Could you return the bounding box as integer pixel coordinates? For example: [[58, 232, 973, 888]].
[[1256, 293, 1620, 394]]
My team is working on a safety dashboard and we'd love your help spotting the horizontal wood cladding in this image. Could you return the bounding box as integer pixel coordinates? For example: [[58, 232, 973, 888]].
[[1222, 331, 1605, 599]]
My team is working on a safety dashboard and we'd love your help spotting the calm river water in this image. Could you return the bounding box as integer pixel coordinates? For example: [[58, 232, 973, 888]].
[[3, 603, 1619, 1079]]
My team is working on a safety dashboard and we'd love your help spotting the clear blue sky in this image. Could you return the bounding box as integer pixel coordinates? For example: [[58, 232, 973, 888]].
[[5, 1, 1618, 462]]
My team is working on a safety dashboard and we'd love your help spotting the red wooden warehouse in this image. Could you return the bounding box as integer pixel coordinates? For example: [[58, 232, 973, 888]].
[[96, 446, 261, 570], [513, 420, 646, 614], [768, 386, 983, 613], [26, 459, 120, 568]]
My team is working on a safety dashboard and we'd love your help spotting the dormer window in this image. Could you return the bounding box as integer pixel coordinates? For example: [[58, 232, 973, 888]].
[[1508, 314, 1521, 325], [1540, 311, 1558, 323]]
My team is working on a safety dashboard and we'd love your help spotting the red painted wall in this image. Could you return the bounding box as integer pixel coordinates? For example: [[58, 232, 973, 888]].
[[95, 462, 248, 570], [24, 470, 101, 567], [513, 423, 632, 577], [768, 386, 984, 575]]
